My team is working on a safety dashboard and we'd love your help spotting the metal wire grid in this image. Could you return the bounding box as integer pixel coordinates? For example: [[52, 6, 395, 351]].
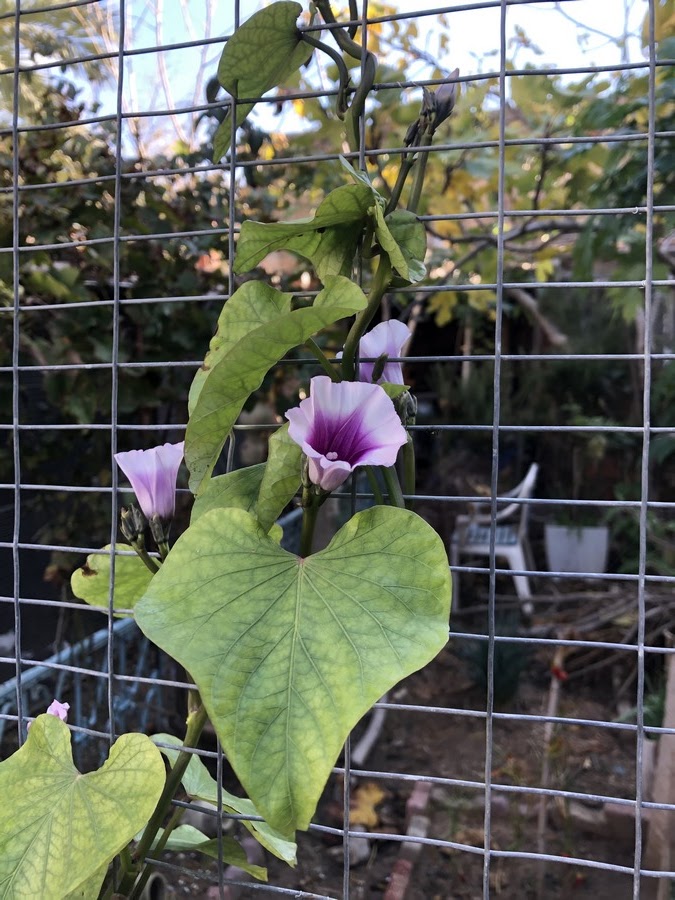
[[1, 0, 674, 897]]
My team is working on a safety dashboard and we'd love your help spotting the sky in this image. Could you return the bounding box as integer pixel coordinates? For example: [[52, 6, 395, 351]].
[[91, 0, 648, 152]]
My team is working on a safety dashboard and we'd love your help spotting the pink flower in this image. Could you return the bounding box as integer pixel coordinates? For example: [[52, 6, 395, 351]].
[[357, 320, 411, 385], [29, 698, 70, 729], [285, 377, 407, 492], [46, 699, 70, 722], [115, 442, 184, 521]]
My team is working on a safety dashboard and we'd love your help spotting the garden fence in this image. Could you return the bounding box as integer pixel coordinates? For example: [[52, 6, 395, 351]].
[[1, 0, 674, 897]]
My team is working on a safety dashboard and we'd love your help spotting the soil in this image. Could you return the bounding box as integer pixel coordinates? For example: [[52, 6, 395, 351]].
[[163, 632, 649, 900]]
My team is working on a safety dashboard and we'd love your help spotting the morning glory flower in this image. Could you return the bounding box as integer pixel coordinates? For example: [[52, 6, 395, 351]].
[[358, 320, 411, 385], [46, 699, 70, 722], [114, 442, 184, 521], [29, 698, 70, 729], [285, 376, 407, 493]]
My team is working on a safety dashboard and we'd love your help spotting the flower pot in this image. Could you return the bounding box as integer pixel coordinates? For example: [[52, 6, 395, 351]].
[[544, 524, 609, 574]]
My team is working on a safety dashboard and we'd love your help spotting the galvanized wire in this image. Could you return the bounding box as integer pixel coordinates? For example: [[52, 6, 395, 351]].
[[3, 0, 674, 896]]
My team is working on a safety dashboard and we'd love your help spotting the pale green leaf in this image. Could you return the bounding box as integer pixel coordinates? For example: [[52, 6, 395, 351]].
[[185, 276, 367, 495], [213, 2, 312, 159], [62, 864, 108, 900], [70, 544, 154, 614], [256, 424, 302, 533], [143, 824, 267, 880], [135, 506, 451, 836], [189, 282, 293, 415], [385, 209, 427, 283], [152, 734, 297, 865], [191, 464, 266, 524], [0, 716, 165, 900], [233, 184, 374, 279]]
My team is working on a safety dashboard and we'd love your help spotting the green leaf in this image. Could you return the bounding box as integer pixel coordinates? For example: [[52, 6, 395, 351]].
[[70, 544, 154, 614], [135, 506, 451, 836], [233, 184, 374, 280], [0, 716, 165, 900], [384, 209, 427, 283], [143, 824, 267, 880], [380, 382, 410, 400], [152, 734, 297, 865], [339, 154, 382, 197], [256, 424, 302, 533], [62, 864, 108, 900], [213, 1, 313, 159], [186, 276, 367, 495], [189, 282, 293, 415], [191, 464, 266, 524], [373, 206, 426, 283]]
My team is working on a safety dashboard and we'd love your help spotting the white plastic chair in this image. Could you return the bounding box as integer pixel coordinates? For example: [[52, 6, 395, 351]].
[[450, 463, 539, 614]]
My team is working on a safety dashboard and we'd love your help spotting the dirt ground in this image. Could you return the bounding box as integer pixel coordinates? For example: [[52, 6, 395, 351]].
[[163, 630, 655, 900]]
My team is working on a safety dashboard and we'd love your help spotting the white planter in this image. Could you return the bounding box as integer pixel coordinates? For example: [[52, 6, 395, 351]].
[[545, 524, 609, 575]]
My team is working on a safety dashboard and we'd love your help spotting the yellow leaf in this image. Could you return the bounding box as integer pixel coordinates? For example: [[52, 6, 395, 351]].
[[428, 290, 458, 326], [349, 782, 387, 828]]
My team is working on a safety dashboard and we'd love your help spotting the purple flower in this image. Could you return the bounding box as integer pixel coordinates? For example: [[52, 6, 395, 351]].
[[46, 699, 70, 722], [285, 377, 407, 492], [115, 442, 184, 521], [357, 320, 411, 385]]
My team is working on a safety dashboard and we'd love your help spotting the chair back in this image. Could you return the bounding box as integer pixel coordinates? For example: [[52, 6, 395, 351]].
[[516, 462, 539, 540]]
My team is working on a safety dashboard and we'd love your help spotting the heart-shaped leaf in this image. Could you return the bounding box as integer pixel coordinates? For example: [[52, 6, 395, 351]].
[[135, 506, 451, 836], [185, 276, 366, 495], [153, 734, 297, 864], [233, 184, 374, 280], [70, 544, 154, 613], [256, 424, 302, 533], [213, 1, 313, 159], [191, 464, 266, 524], [0, 716, 165, 899]]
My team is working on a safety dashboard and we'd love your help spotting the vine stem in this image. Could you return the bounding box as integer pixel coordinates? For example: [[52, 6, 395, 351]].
[[381, 465, 405, 509], [305, 338, 341, 381], [341, 256, 392, 381], [300, 495, 320, 557], [402, 434, 415, 511], [130, 543, 160, 574], [113, 703, 208, 897]]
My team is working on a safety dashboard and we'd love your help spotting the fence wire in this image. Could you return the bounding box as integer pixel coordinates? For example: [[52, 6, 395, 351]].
[[2, 0, 675, 897]]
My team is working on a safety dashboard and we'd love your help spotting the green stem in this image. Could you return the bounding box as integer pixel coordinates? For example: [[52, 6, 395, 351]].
[[131, 543, 160, 574], [301, 32, 351, 118], [381, 465, 406, 509], [341, 256, 392, 381], [364, 466, 384, 506], [383, 154, 416, 216], [306, 338, 341, 381], [314, 0, 363, 58], [402, 435, 415, 511], [406, 147, 430, 214], [128, 806, 183, 900], [299, 498, 320, 557], [114, 704, 208, 896]]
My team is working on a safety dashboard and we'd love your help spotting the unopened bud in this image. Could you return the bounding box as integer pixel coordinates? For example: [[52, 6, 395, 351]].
[[149, 513, 172, 548], [120, 505, 146, 544], [431, 69, 459, 132], [370, 354, 388, 384], [396, 390, 418, 426]]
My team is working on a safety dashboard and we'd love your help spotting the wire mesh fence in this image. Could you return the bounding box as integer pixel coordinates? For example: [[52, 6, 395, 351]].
[[1, 0, 674, 896]]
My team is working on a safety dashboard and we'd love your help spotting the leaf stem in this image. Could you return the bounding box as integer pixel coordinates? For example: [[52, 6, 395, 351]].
[[364, 466, 384, 506], [381, 465, 406, 509], [314, 0, 363, 59], [341, 256, 392, 381], [402, 434, 415, 511], [305, 338, 341, 381], [114, 704, 208, 896], [299, 495, 320, 557], [301, 32, 351, 118], [131, 543, 160, 574]]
